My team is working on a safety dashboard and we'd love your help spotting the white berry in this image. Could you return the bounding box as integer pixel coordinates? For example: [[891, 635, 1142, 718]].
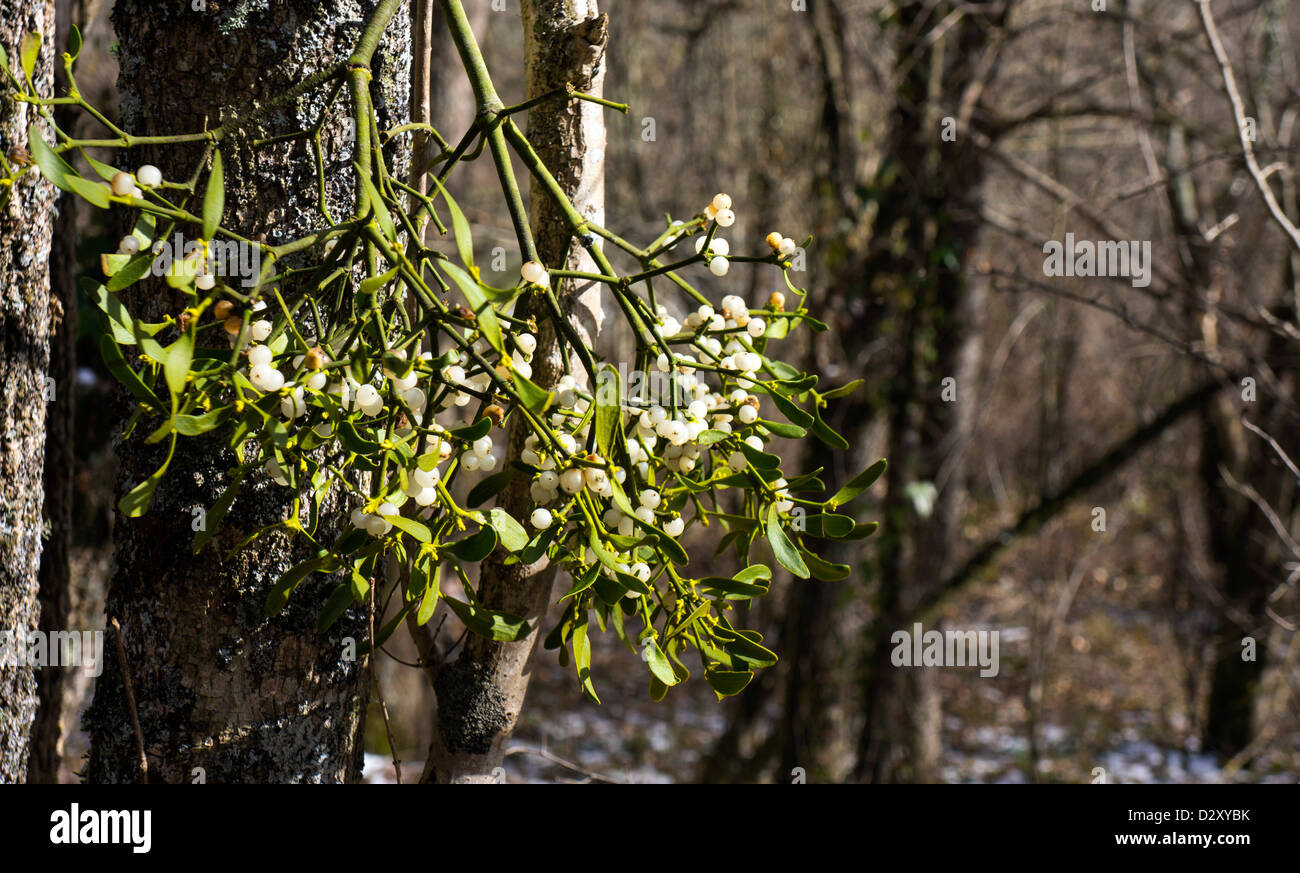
[[521, 260, 549, 286], [137, 165, 163, 188]]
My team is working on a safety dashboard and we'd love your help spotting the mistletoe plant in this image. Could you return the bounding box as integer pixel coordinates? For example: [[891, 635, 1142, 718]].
[[2, 0, 883, 702]]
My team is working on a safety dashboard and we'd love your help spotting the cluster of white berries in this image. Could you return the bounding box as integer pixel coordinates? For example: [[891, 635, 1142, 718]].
[[108, 164, 161, 201], [765, 231, 798, 258], [702, 193, 737, 276], [351, 502, 399, 536], [204, 181, 808, 603]]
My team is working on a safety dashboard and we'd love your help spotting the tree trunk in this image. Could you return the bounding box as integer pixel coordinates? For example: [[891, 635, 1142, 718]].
[[423, 0, 606, 783], [852, 0, 999, 783], [85, 0, 410, 784], [0, 0, 57, 785], [26, 0, 94, 786]]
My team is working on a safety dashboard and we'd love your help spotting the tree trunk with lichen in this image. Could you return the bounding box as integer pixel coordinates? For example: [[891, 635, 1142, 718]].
[[85, 0, 410, 784], [0, 0, 57, 785], [423, 0, 607, 784], [27, 0, 94, 787]]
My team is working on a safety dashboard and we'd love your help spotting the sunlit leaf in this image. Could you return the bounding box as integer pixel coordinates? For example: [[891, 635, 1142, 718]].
[[202, 150, 224, 241]]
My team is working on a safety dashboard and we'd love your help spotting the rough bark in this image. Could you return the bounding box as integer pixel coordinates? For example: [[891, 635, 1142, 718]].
[[423, 0, 606, 783], [85, 0, 409, 784], [26, 0, 94, 787], [0, 0, 57, 785]]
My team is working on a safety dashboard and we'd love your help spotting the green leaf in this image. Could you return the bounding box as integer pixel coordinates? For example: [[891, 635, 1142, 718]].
[[80, 151, 122, 182], [699, 576, 770, 599], [847, 521, 879, 539], [317, 583, 356, 632], [828, 458, 887, 509], [763, 387, 814, 429], [697, 429, 729, 446], [822, 379, 864, 400], [387, 515, 432, 544], [174, 407, 228, 436], [337, 420, 383, 455], [765, 504, 809, 579], [449, 417, 492, 442], [739, 440, 781, 470], [68, 24, 82, 62], [571, 617, 600, 702], [705, 669, 753, 699], [799, 546, 851, 581], [65, 173, 111, 209], [194, 468, 245, 551], [466, 469, 514, 507], [106, 251, 155, 292], [811, 404, 850, 450], [163, 333, 193, 397], [99, 334, 162, 410], [449, 525, 497, 562], [444, 595, 529, 642], [594, 364, 622, 459], [117, 433, 176, 518], [633, 517, 689, 566], [265, 553, 334, 616], [764, 359, 801, 380], [427, 174, 474, 268], [359, 264, 400, 297], [20, 30, 40, 86], [202, 150, 224, 241], [416, 562, 442, 626], [440, 260, 504, 355], [488, 507, 527, 551], [560, 563, 600, 601], [27, 126, 77, 193], [642, 639, 679, 686], [804, 512, 857, 538], [86, 278, 153, 345], [759, 418, 806, 439], [510, 369, 554, 415], [715, 627, 779, 667]]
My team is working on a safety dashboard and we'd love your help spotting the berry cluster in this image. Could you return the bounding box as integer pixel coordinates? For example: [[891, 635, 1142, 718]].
[[24, 16, 880, 702]]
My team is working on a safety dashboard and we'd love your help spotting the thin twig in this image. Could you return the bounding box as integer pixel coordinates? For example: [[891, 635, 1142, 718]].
[[1196, 0, 1300, 255], [504, 741, 625, 784], [1241, 418, 1300, 483], [109, 617, 148, 783]]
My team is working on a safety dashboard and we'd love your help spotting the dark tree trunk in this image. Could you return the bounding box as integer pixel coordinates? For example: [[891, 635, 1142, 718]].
[[85, 0, 410, 783], [0, 0, 57, 785], [851, 0, 999, 784]]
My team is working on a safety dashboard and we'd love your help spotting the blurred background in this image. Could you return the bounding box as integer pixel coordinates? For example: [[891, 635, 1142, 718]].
[[40, 0, 1300, 783]]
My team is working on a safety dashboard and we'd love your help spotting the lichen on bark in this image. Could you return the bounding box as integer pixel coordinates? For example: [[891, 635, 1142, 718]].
[[0, 0, 57, 785], [85, 0, 410, 784]]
